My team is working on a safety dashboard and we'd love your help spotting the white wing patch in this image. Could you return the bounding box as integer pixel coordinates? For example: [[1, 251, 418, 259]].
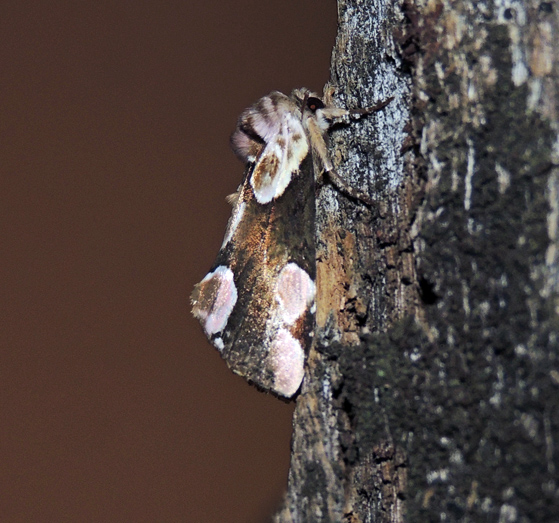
[[276, 263, 316, 326], [191, 266, 237, 337], [268, 328, 305, 397], [250, 113, 308, 204]]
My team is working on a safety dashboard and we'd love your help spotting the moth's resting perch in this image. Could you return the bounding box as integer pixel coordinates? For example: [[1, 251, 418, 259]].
[[274, 0, 559, 521]]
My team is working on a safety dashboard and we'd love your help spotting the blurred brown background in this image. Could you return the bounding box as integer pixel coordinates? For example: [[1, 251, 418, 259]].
[[1, 2, 336, 521]]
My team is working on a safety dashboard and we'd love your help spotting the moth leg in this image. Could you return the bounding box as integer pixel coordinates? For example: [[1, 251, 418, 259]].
[[306, 118, 334, 171], [225, 188, 241, 206], [318, 94, 394, 206], [307, 113, 375, 206], [323, 168, 375, 207], [225, 192, 238, 206]]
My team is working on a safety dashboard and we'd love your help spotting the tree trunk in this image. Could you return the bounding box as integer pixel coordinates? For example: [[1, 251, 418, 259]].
[[274, 0, 559, 521]]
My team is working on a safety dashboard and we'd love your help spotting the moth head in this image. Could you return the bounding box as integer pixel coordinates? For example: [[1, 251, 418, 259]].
[[291, 88, 347, 133], [305, 96, 325, 113], [291, 88, 322, 114]]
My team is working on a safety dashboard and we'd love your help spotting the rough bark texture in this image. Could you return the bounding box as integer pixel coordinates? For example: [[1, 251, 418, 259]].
[[274, 0, 558, 522]]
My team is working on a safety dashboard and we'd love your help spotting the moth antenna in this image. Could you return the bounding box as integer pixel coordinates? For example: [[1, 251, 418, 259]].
[[323, 96, 394, 123], [351, 96, 394, 117], [300, 90, 310, 118]]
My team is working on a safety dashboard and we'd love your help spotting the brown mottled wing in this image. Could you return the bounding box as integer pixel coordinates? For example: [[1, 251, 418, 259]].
[[191, 154, 315, 396]]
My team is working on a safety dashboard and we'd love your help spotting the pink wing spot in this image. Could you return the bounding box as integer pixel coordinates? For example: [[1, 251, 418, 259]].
[[276, 263, 316, 325], [191, 266, 237, 338], [268, 329, 304, 397]]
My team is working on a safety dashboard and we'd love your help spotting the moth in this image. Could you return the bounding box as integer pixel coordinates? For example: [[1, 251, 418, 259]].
[[191, 88, 391, 397]]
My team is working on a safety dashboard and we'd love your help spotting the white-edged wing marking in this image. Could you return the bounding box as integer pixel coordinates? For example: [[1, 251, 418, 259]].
[[276, 263, 316, 326], [268, 328, 305, 397], [191, 266, 237, 339]]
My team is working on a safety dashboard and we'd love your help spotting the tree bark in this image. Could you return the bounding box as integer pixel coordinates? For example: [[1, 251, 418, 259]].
[[274, 0, 559, 523], [274, 0, 559, 521]]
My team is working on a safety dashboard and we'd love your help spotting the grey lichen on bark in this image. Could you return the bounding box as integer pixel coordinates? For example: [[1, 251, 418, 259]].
[[274, 0, 559, 522]]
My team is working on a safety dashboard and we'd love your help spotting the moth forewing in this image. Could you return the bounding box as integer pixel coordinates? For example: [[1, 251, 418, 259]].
[[192, 161, 315, 397], [192, 91, 317, 397]]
